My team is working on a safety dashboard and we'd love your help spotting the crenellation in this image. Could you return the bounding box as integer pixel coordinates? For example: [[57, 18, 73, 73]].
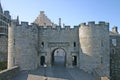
[[105, 23, 109, 26], [21, 22, 29, 26], [80, 22, 86, 27], [99, 21, 105, 26], [80, 21, 109, 30], [37, 25, 80, 31], [47, 26, 52, 29], [88, 21, 95, 27], [56, 26, 61, 30], [39, 26, 44, 29], [65, 26, 70, 30], [74, 25, 79, 28]]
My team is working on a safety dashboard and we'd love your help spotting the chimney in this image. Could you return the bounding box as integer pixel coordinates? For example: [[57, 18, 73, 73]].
[[59, 18, 61, 26], [112, 26, 118, 33]]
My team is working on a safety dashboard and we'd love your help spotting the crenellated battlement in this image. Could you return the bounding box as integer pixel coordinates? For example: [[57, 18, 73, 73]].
[[80, 21, 109, 27], [11, 21, 109, 33], [38, 25, 79, 31], [11, 21, 79, 34], [21, 21, 29, 26]]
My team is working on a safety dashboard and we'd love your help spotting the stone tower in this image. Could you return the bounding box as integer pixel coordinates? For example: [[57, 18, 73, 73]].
[[79, 22, 110, 77], [8, 21, 16, 68], [8, 18, 19, 68]]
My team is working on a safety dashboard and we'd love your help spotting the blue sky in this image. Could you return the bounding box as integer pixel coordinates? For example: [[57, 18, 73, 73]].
[[1, 0, 120, 32]]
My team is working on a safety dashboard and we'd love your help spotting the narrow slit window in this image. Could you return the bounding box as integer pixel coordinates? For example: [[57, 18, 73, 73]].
[[41, 42, 44, 47], [101, 40, 103, 47], [74, 42, 76, 47], [101, 56, 103, 64]]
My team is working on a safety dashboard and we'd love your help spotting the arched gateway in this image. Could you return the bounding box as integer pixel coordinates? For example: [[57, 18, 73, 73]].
[[38, 40, 80, 68], [39, 45, 79, 68], [51, 48, 66, 67]]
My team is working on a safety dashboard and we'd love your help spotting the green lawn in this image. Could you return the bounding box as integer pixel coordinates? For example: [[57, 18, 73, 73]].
[[0, 61, 7, 71]]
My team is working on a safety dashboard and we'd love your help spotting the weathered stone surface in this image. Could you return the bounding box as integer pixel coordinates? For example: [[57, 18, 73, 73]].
[[0, 4, 11, 62], [0, 36, 8, 62], [79, 22, 110, 77], [110, 34, 120, 80], [7, 12, 111, 79], [0, 66, 19, 80]]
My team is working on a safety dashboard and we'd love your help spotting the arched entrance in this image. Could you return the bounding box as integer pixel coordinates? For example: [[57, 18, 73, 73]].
[[51, 48, 66, 67]]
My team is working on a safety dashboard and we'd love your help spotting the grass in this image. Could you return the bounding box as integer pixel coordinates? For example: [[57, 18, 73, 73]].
[[0, 61, 7, 71]]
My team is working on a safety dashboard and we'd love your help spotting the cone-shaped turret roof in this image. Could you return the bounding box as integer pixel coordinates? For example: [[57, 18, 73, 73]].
[[0, 2, 3, 13]]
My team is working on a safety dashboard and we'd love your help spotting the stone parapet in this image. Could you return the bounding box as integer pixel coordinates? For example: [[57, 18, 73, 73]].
[[0, 66, 19, 80], [80, 21, 109, 27]]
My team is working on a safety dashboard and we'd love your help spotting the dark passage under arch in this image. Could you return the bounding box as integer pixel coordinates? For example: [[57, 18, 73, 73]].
[[51, 48, 66, 67]]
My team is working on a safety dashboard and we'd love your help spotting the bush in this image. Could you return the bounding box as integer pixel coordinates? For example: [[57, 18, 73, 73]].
[[0, 61, 7, 71]]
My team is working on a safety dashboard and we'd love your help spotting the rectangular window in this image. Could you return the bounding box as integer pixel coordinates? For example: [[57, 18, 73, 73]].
[[112, 39, 117, 46]]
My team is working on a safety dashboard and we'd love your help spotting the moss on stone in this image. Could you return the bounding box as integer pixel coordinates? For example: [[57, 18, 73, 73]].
[[0, 61, 7, 71]]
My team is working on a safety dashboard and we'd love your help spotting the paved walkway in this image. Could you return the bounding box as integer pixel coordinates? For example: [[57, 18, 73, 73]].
[[11, 56, 97, 80], [11, 67, 97, 80]]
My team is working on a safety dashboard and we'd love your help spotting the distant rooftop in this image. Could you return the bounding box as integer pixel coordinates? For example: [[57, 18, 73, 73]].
[[34, 11, 57, 28]]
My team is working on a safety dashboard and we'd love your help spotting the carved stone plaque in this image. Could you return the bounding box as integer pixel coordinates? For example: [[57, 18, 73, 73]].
[[48, 42, 69, 47]]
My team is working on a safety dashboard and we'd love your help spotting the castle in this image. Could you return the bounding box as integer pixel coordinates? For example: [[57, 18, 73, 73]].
[[0, 2, 120, 80], [8, 11, 110, 78]]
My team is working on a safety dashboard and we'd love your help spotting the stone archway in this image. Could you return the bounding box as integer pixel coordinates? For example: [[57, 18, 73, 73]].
[[51, 48, 66, 67]]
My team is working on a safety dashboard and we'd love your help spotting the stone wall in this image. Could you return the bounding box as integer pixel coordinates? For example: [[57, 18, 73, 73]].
[[110, 34, 120, 80], [0, 66, 19, 80], [38, 25, 79, 67], [8, 20, 110, 79], [0, 35, 7, 62], [93, 68, 110, 80], [14, 22, 38, 70]]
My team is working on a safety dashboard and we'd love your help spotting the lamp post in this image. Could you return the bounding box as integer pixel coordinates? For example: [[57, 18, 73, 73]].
[[44, 63, 47, 80]]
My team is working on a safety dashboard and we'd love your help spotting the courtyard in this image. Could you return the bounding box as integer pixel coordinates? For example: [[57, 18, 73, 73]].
[[11, 56, 96, 80]]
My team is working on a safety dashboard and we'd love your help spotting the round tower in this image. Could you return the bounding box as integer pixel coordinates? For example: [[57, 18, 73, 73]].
[[79, 21, 109, 76], [8, 21, 16, 69]]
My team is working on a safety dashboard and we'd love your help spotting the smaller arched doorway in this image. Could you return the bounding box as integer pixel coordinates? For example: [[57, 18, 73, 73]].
[[51, 48, 66, 67]]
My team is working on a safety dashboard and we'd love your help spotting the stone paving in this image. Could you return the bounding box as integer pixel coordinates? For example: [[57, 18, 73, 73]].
[[11, 56, 97, 80]]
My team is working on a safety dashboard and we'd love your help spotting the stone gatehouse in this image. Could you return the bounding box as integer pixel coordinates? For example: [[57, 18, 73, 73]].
[[7, 11, 110, 78]]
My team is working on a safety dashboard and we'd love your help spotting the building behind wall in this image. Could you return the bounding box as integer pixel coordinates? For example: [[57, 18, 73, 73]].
[[110, 27, 120, 80], [0, 3, 11, 62]]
